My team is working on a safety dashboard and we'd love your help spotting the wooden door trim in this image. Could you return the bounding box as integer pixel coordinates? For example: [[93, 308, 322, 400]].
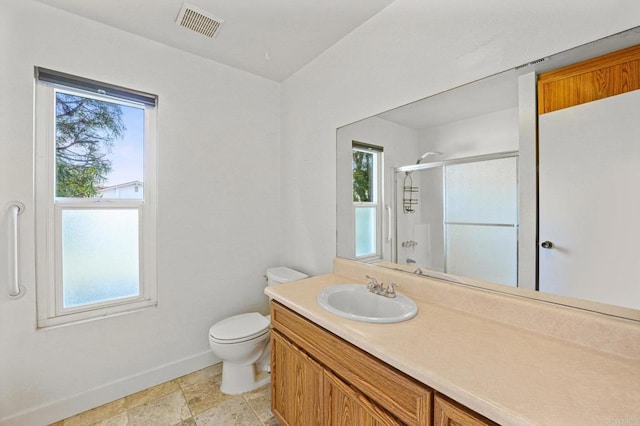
[[538, 44, 640, 114]]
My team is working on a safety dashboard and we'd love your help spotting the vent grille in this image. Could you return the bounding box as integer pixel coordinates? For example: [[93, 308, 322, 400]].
[[176, 3, 223, 38]]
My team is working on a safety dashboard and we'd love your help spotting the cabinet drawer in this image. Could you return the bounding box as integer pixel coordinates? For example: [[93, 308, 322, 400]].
[[271, 302, 432, 426]]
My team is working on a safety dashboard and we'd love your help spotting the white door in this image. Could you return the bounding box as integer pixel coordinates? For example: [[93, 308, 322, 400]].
[[538, 90, 640, 310]]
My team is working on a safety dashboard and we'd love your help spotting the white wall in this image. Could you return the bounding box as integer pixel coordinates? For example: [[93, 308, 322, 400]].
[[279, 0, 640, 276], [0, 1, 280, 424], [418, 107, 519, 160]]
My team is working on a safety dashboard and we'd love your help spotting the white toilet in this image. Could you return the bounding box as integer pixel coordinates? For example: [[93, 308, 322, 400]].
[[208, 266, 308, 395]]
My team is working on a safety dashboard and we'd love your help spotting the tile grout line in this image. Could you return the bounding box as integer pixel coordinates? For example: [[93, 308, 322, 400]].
[[182, 387, 193, 424], [241, 392, 263, 425]]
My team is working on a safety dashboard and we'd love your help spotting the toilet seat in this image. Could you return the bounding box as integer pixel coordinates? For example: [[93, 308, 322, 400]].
[[209, 312, 270, 344]]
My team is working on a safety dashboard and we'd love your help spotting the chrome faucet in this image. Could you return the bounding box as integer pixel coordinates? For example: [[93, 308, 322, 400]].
[[365, 275, 398, 298]]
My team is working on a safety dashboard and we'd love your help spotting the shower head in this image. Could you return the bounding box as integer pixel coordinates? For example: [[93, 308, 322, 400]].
[[416, 151, 442, 164]]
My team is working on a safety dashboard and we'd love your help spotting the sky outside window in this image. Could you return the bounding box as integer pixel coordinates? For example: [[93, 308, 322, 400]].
[[108, 105, 144, 187], [55, 90, 144, 199]]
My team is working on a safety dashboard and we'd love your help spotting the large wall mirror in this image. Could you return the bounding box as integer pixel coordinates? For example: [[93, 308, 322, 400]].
[[337, 26, 640, 322]]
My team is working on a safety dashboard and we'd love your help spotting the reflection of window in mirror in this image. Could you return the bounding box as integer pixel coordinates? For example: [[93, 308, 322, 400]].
[[352, 142, 383, 259]]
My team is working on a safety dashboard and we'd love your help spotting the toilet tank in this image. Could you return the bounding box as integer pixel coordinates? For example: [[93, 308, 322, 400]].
[[266, 266, 308, 286]]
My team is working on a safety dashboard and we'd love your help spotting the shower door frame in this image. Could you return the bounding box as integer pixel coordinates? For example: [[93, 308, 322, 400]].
[[391, 151, 519, 272]]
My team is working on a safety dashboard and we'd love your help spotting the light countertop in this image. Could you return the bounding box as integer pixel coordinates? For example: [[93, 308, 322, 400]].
[[265, 270, 640, 425]]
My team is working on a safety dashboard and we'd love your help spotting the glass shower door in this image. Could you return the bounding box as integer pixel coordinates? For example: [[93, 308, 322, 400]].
[[444, 157, 518, 286]]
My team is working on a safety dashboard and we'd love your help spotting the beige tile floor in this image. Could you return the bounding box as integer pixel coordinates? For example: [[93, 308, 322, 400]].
[[50, 364, 280, 426]]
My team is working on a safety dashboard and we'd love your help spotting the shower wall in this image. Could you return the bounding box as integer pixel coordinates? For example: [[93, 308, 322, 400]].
[[395, 167, 444, 270]]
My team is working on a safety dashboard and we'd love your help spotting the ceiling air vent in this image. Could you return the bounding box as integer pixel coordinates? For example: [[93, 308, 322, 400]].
[[176, 3, 224, 38]]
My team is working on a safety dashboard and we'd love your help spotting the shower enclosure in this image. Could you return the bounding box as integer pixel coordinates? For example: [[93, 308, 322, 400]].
[[392, 151, 519, 287]]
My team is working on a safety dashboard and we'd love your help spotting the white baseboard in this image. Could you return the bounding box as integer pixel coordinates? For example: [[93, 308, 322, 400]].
[[0, 351, 220, 426]]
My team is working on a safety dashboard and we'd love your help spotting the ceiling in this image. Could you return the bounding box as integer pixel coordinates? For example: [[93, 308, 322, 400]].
[[32, 0, 395, 82]]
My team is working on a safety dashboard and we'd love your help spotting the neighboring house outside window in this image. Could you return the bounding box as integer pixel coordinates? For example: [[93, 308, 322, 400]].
[[352, 142, 383, 260], [34, 68, 158, 327], [99, 181, 144, 199]]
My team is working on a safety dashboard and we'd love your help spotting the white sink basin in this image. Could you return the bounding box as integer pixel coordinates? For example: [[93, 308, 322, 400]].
[[317, 284, 418, 323]]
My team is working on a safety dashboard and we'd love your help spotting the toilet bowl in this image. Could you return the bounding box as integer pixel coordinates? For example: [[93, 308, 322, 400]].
[[208, 267, 308, 395]]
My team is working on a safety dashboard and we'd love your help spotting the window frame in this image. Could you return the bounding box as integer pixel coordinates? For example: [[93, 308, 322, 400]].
[[352, 142, 383, 261], [35, 76, 158, 328]]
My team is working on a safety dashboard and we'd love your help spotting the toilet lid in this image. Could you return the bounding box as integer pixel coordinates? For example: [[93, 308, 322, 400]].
[[209, 312, 270, 342]]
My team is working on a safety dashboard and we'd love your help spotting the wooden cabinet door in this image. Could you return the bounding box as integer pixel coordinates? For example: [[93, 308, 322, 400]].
[[271, 302, 432, 425], [324, 370, 401, 426], [271, 331, 324, 426], [434, 394, 495, 426]]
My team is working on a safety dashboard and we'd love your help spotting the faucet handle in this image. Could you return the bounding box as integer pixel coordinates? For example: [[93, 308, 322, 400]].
[[365, 275, 379, 288], [384, 283, 398, 298]]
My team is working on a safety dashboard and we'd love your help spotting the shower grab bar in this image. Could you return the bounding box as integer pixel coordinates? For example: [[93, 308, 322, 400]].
[[385, 204, 392, 242], [7, 201, 25, 299]]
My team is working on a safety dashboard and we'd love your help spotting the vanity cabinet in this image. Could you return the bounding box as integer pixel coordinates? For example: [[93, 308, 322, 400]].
[[271, 301, 495, 426], [272, 329, 401, 425], [271, 301, 430, 425]]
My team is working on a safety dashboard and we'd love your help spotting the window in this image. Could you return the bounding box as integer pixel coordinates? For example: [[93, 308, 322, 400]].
[[35, 68, 157, 327], [352, 142, 382, 259]]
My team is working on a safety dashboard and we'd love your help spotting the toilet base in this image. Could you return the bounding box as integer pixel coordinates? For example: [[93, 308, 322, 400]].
[[220, 363, 271, 395]]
